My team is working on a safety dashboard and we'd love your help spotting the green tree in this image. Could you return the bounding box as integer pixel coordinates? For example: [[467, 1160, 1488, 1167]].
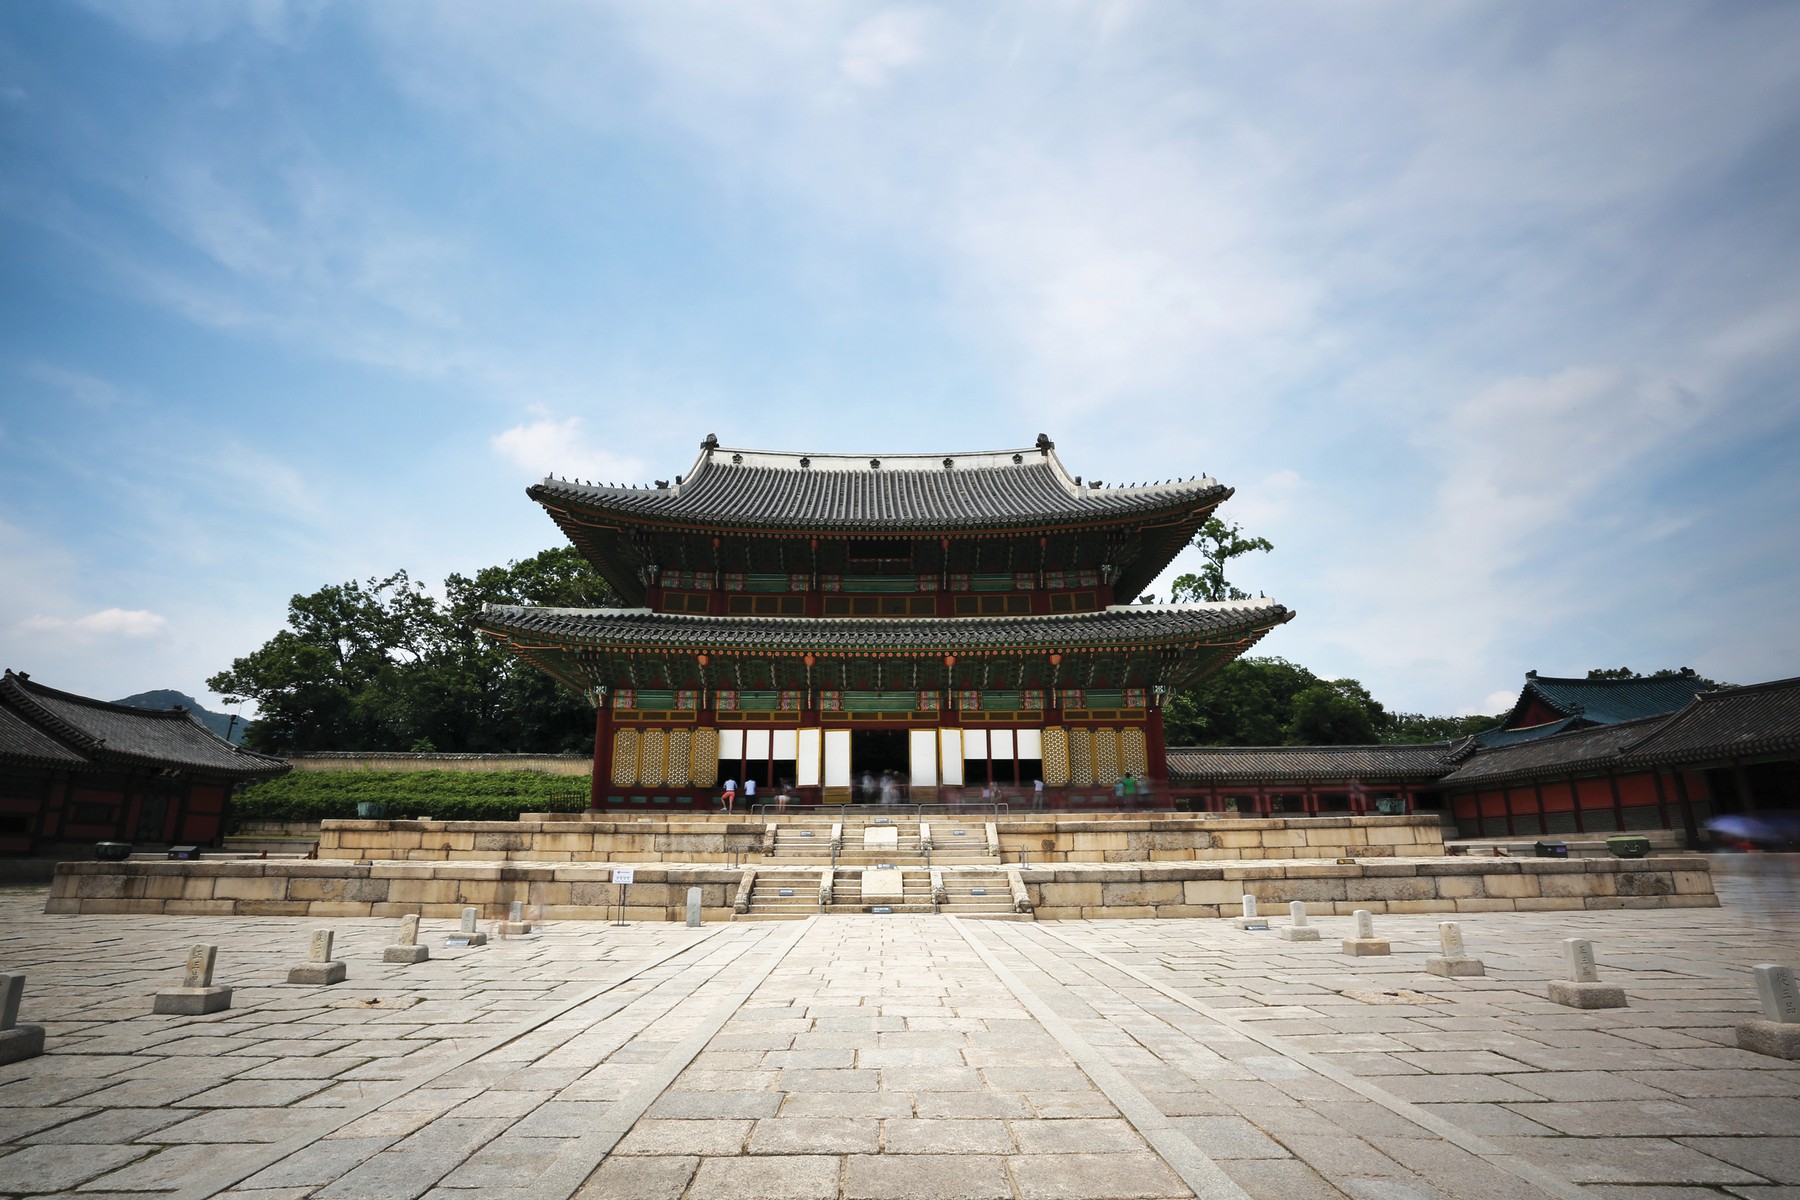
[[1286, 679, 1384, 745], [1168, 516, 1275, 603], [1164, 657, 1318, 746], [1586, 667, 1727, 688], [209, 549, 618, 754], [1381, 711, 1503, 744]]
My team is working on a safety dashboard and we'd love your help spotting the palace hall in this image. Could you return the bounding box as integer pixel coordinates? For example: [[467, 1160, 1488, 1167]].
[[478, 435, 1294, 809]]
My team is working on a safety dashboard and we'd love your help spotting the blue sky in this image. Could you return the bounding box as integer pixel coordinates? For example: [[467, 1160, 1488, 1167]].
[[3, 2, 1798, 722]]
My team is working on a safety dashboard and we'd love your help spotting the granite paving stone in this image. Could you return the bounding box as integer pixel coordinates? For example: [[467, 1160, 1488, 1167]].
[[0, 862, 1793, 1199]]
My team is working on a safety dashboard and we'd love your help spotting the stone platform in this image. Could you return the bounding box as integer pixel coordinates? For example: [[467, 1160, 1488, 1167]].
[[0, 860, 1794, 1200], [45, 853, 1716, 921]]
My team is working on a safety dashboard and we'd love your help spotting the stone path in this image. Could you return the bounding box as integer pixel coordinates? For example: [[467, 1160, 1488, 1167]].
[[0, 857, 1793, 1199]]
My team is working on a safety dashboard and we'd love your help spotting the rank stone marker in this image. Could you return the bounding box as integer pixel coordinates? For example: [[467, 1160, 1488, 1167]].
[[382, 915, 430, 965], [1548, 936, 1628, 1008], [1233, 893, 1268, 931], [1736, 963, 1800, 1060], [1341, 907, 1391, 956], [1426, 921, 1486, 977], [0, 974, 45, 1065], [501, 899, 532, 936], [153, 944, 232, 1014], [457, 906, 489, 946], [1277, 899, 1321, 941], [686, 887, 702, 928], [287, 929, 347, 985]]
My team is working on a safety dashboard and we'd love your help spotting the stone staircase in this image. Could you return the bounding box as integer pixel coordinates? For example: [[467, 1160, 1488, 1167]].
[[740, 870, 821, 920], [937, 869, 1019, 917], [737, 815, 1022, 919]]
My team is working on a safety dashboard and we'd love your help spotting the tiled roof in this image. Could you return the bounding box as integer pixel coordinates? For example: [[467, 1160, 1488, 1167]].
[[0, 703, 89, 768], [0, 671, 288, 778], [529, 441, 1228, 532], [1620, 677, 1800, 766], [1435, 716, 1671, 788], [1166, 744, 1456, 784], [1500, 673, 1712, 731], [1472, 716, 1580, 748], [478, 599, 1293, 654]]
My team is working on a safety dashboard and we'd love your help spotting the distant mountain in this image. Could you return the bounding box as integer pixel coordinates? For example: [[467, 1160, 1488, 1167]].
[[112, 690, 246, 744]]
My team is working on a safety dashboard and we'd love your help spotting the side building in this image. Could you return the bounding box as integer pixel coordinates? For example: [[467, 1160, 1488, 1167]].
[[1166, 672, 1800, 844], [0, 669, 289, 854], [478, 435, 1295, 808]]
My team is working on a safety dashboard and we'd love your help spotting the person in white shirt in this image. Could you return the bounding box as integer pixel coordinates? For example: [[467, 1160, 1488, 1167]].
[[743, 778, 757, 807], [722, 778, 737, 814]]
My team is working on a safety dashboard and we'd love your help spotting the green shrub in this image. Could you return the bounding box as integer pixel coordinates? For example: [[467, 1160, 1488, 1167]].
[[232, 771, 589, 823]]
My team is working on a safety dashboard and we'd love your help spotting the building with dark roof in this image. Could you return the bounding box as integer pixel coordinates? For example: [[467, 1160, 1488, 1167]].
[[479, 435, 1294, 808], [1165, 675, 1800, 841], [1474, 669, 1713, 747], [0, 670, 288, 854]]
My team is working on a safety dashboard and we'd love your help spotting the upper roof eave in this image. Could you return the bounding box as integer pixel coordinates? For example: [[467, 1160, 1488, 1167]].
[[526, 438, 1229, 534], [476, 599, 1293, 653]]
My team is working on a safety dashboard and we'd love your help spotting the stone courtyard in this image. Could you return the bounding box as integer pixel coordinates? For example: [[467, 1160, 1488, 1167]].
[[0, 859, 1795, 1200]]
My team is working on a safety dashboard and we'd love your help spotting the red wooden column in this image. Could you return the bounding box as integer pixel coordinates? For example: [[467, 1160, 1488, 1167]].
[[589, 700, 613, 809], [1145, 704, 1169, 783]]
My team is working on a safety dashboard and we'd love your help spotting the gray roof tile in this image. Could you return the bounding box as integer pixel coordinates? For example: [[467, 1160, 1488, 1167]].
[[1166, 743, 1456, 783], [530, 443, 1227, 532], [1, 671, 287, 778], [1619, 676, 1800, 766], [478, 599, 1292, 653]]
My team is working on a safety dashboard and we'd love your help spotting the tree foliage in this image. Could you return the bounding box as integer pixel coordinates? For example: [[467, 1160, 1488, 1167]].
[[1168, 517, 1275, 603], [208, 548, 618, 754], [1165, 657, 1504, 748], [1585, 666, 1728, 688]]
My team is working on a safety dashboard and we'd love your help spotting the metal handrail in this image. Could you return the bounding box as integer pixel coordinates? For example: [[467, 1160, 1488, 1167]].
[[748, 800, 1011, 821]]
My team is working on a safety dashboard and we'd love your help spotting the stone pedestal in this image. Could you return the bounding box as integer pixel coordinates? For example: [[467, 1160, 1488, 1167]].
[[0, 1025, 44, 1065], [860, 868, 905, 905], [383, 945, 429, 964], [1426, 957, 1485, 978], [1736, 1019, 1800, 1060], [288, 961, 348, 985], [1341, 938, 1390, 957], [1277, 924, 1320, 942], [1233, 916, 1268, 930], [500, 922, 532, 936], [153, 986, 232, 1015], [1548, 980, 1627, 1008], [454, 931, 490, 946]]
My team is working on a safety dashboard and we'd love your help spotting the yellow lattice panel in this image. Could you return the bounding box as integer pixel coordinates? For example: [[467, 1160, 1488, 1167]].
[[1042, 726, 1071, 787], [690, 726, 719, 788], [1121, 727, 1149, 780], [666, 729, 692, 787], [610, 728, 639, 787], [640, 728, 667, 787], [1068, 727, 1095, 786], [1094, 728, 1121, 786]]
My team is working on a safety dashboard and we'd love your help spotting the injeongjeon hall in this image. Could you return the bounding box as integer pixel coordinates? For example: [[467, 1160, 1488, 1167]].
[[479, 435, 1293, 808]]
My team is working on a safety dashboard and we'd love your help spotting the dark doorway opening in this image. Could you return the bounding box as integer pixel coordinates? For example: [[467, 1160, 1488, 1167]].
[[851, 729, 910, 801]]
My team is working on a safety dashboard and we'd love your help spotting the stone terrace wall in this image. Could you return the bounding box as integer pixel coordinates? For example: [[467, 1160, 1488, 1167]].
[[1019, 856, 1718, 920], [1000, 814, 1444, 863], [317, 819, 766, 863], [317, 813, 1444, 864], [45, 860, 741, 923], [45, 855, 1713, 922]]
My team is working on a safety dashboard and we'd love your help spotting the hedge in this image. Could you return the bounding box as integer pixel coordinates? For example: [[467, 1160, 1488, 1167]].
[[232, 771, 590, 823]]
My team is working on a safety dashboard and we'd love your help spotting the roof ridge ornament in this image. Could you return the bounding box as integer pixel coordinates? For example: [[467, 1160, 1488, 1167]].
[[701, 433, 719, 450]]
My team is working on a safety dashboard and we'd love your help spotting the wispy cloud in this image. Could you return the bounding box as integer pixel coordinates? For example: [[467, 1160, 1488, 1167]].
[[491, 414, 646, 485], [18, 608, 169, 638]]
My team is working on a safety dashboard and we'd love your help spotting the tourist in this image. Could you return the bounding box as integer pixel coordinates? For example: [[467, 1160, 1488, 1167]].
[[722, 777, 737, 814], [861, 771, 875, 802], [1122, 773, 1137, 799], [1033, 778, 1044, 810], [743, 777, 756, 808]]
